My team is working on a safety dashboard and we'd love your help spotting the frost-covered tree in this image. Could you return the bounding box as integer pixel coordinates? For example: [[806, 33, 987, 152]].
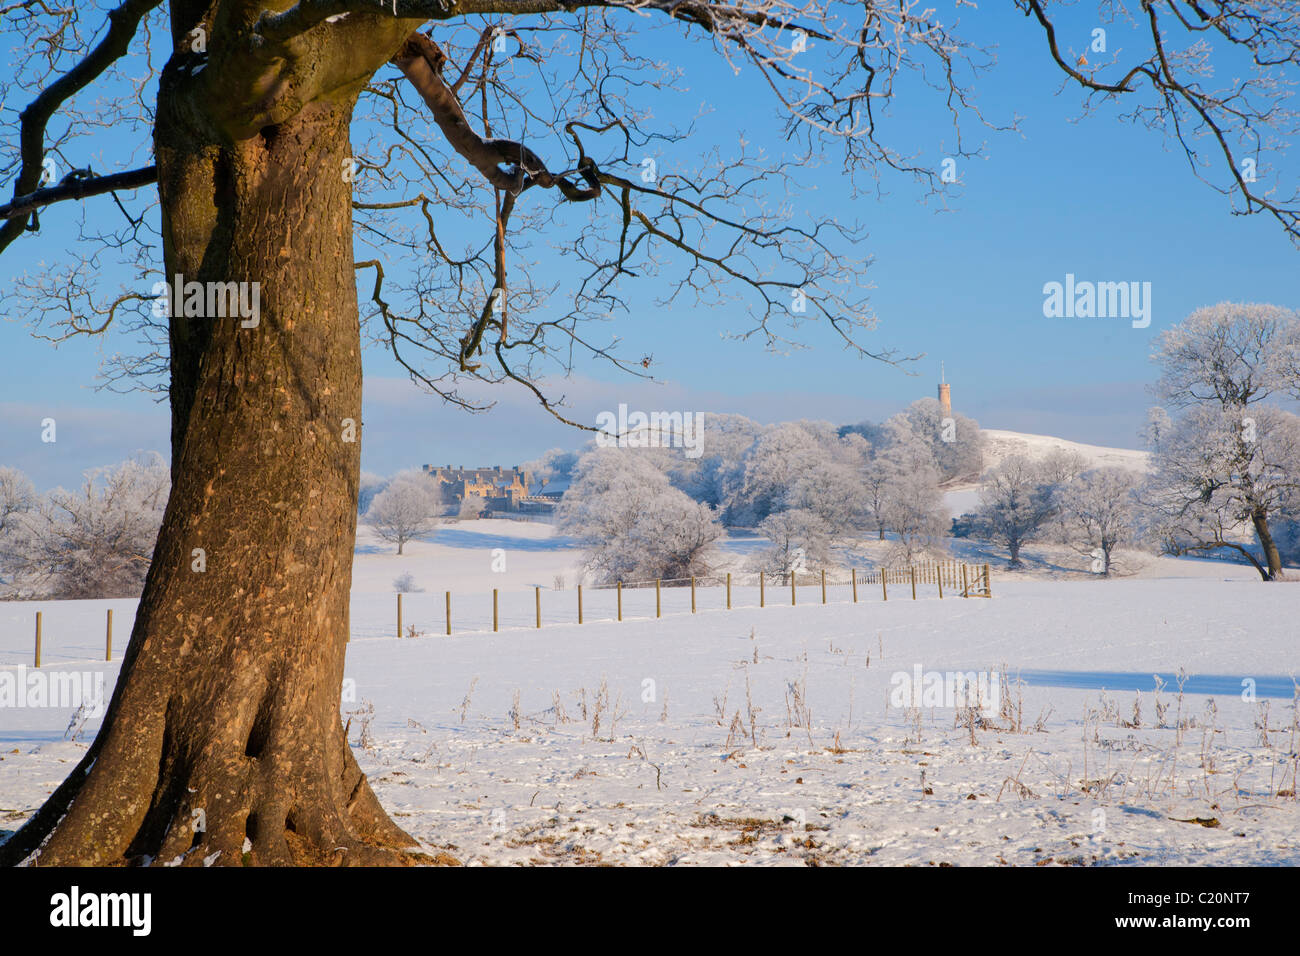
[[522, 447, 580, 492], [1036, 448, 1089, 486], [1061, 467, 1141, 577], [0, 465, 35, 529], [1155, 303, 1299, 408], [721, 421, 835, 527], [880, 464, 948, 565], [0, 468, 36, 580], [969, 455, 1057, 568], [753, 508, 832, 580], [0, 466, 38, 594], [1143, 407, 1173, 454], [16, 454, 169, 599], [670, 413, 764, 507], [559, 448, 720, 583], [365, 471, 440, 555], [838, 420, 890, 449], [782, 439, 871, 533], [625, 494, 722, 583], [869, 422, 949, 555], [884, 398, 984, 484], [1034, 448, 1090, 544], [861, 456, 894, 541], [1149, 303, 1300, 580], [1147, 405, 1300, 580]]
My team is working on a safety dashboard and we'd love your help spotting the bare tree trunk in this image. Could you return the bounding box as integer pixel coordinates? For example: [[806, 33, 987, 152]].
[[1252, 510, 1283, 581], [2, 87, 417, 866]]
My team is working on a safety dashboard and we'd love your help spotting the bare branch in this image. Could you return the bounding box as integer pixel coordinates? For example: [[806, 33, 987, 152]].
[[0, 165, 157, 222]]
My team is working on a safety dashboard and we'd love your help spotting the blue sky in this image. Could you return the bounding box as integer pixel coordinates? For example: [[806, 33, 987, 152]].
[[2, 3, 1297, 489]]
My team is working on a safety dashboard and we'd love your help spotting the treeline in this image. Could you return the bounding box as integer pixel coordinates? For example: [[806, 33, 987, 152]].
[[551, 397, 984, 584], [555, 302, 1300, 584], [959, 303, 1300, 580], [0, 453, 169, 599]]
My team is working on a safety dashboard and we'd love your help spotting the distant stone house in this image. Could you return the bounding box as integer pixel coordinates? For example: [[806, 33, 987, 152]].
[[421, 465, 534, 513]]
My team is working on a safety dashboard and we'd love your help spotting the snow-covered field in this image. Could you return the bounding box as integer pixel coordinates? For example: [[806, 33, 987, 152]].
[[2, 518, 1297, 866]]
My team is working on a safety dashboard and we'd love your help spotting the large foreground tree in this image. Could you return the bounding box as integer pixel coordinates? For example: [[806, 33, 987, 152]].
[[1, 1, 1298, 866]]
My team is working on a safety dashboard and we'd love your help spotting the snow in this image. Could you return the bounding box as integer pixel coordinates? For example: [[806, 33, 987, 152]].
[[350, 518, 585, 594], [979, 429, 1152, 475], [942, 429, 1151, 520], [2, 516, 1297, 865]]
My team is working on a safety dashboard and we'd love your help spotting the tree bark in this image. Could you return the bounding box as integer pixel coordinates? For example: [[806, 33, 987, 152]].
[[1, 25, 426, 865], [1251, 510, 1283, 581]]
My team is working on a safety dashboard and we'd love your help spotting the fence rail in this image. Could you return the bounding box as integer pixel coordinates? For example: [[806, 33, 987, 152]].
[[13, 562, 993, 664], [357, 561, 992, 641]]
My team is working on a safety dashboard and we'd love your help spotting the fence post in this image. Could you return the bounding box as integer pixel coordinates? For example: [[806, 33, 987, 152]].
[[493, 588, 498, 632], [984, 563, 991, 597], [535, 586, 541, 628], [445, 590, 451, 635], [106, 608, 113, 661], [851, 568, 858, 603], [821, 569, 827, 604], [937, 566, 944, 600], [34, 611, 41, 668], [578, 584, 583, 624], [760, 573, 765, 607], [656, 579, 661, 618], [791, 573, 796, 607], [617, 581, 623, 622], [910, 566, 917, 600], [726, 572, 732, 609], [882, 571, 888, 602], [961, 564, 969, 598], [691, 576, 696, 613], [397, 592, 403, 639]]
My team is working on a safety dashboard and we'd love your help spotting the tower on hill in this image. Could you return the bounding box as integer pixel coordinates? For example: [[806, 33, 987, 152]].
[[937, 362, 952, 418]]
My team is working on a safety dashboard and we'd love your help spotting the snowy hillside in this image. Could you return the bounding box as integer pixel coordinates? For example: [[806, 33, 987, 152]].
[[979, 429, 1152, 475], [943, 429, 1151, 518]]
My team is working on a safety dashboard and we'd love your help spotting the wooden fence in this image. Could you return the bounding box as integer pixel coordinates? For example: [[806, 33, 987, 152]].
[[370, 561, 992, 641], [18, 562, 992, 663]]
